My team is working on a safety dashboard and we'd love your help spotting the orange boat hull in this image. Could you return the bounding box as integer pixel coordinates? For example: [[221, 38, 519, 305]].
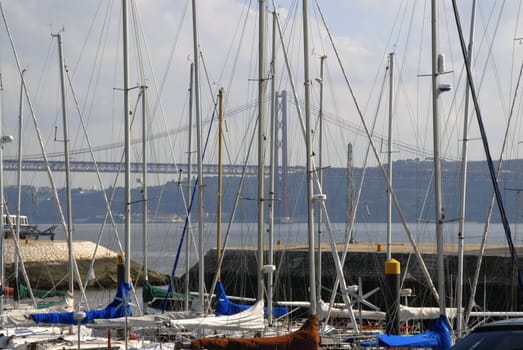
[[191, 314, 320, 350]]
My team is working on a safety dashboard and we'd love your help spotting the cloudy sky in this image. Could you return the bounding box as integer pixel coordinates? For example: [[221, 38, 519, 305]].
[[0, 1, 521, 189]]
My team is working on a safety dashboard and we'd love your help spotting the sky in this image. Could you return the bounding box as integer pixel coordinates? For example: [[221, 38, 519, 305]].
[[0, 0, 521, 190]]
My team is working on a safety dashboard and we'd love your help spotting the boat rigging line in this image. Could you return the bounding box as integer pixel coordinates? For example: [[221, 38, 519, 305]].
[[450, 0, 523, 297], [13, 93, 447, 163], [313, 0, 441, 305]]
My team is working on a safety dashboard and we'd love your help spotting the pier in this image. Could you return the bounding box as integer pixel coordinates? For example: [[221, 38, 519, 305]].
[[196, 241, 523, 313], [5, 238, 521, 314]]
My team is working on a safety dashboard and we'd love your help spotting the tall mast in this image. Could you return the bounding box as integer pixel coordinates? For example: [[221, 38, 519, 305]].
[[316, 54, 326, 301], [122, 0, 131, 286], [54, 32, 74, 296], [267, 8, 277, 325], [302, 0, 317, 315], [431, 0, 446, 318], [386, 52, 394, 261], [456, 0, 476, 337], [257, 0, 267, 303], [216, 88, 224, 281], [191, 0, 205, 314], [141, 85, 148, 284], [185, 63, 194, 311], [14, 70, 24, 301]]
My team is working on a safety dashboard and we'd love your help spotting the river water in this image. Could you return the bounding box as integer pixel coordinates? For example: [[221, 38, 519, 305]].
[[56, 221, 513, 277]]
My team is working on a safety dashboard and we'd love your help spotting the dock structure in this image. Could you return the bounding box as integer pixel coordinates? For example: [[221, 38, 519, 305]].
[[197, 241, 523, 314], [227, 240, 518, 256], [6, 238, 521, 313]]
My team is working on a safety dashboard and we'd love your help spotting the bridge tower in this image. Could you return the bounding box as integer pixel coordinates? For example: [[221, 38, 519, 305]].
[[274, 91, 289, 222]]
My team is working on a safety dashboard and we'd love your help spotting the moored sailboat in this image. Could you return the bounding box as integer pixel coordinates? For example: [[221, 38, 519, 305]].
[[191, 314, 319, 350], [27, 26, 131, 328], [190, 1, 321, 349]]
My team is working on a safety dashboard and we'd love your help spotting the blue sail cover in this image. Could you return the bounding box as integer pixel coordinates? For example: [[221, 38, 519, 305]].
[[266, 304, 288, 318], [215, 281, 288, 318], [364, 315, 451, 350], [31, 282, 131, 325]]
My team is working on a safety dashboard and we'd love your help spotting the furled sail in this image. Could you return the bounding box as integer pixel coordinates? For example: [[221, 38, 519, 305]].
[[168, 301, 265, 331], [143, 280, 195, 310], [30, 282, 130, 325], [14, 281, 66, 301], [215, 281, 288, 318]]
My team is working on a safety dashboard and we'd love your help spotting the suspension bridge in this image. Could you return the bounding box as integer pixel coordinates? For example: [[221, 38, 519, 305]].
[[2, 158, 305, 176], [1, 90, 436, 178]]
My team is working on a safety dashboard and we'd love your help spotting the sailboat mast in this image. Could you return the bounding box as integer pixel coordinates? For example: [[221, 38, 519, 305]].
[[15, 70, 24, 299], [431, 0, 446, 317], [185, 63, 194, 311], [456, 0, 475, 336], [54, 32, 74, 296], [141, 85, 148, 283], [122, 0, 131, 285], [317, 54, 326, 302], [302, 0, 317, 315], [191, 0, 205, 314], [267, 9, 277, 325], [257, 0, 267, 303], [386, 52, 393, 261], [217, 88, 224, 281]]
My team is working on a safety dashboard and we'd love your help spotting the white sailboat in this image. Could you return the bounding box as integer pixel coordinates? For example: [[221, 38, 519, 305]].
[[85, 1, 270, 343], [26, 0, 132, 332], [190, 1, 321, 349], [0, 29, 88, 333], [150, 0, 268, 332], [20, 41, 128, 350], [0, 23, 112, 350]]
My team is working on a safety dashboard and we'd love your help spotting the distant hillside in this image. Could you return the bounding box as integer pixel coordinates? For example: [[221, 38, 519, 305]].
[[6, 159, 522, 225]]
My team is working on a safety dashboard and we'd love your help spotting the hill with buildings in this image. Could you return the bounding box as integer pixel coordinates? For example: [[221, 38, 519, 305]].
[[6, 158, 522, 225]]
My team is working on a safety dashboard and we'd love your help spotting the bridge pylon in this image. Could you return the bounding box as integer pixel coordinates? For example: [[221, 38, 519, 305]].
[[274, 91, 290, 223]]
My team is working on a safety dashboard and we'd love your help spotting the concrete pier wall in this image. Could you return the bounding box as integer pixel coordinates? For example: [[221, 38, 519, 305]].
[[194, 243, 523, 312], [7, 239, 521, 313]]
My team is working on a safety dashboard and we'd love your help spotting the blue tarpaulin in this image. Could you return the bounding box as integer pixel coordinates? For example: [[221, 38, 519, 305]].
[[31, 282, 131, 325], [215, 281, 288, 318], [357, 315, 452, 350]]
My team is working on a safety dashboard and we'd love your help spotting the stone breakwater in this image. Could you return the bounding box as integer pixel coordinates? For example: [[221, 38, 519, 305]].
[[3, 239, 116, 264], [3, 239, 168, 289]]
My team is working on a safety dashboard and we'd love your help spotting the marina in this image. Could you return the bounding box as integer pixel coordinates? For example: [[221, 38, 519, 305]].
[[0, 0, 522, 349], [3, 227, 520, 315]]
